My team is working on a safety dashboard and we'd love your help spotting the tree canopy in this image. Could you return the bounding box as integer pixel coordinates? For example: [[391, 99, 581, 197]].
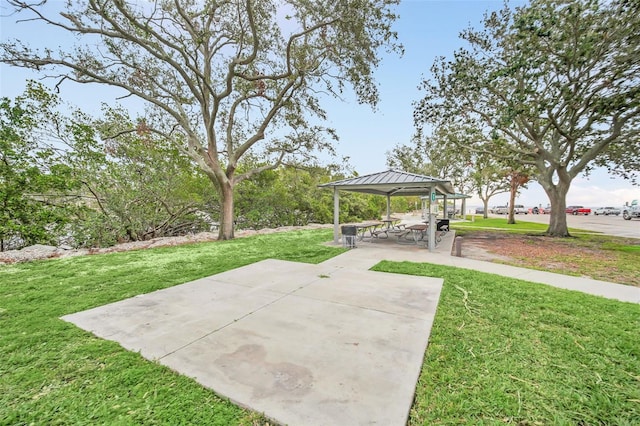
[[1, 83, 392, 250], [2, 0, 401, 239], [387, 126, 520, 219], [415, 0, 640, 236], [0, 85, 79, 250]]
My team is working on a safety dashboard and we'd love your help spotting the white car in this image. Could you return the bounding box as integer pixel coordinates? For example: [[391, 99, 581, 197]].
[[594, 207, 621, 216], [513, 204, 528, 214]]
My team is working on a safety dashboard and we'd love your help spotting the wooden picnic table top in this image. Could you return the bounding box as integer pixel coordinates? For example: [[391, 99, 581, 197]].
[[354, 221, 383, 228], [342, 221, 381, 227], [406, 223, 427, 231]]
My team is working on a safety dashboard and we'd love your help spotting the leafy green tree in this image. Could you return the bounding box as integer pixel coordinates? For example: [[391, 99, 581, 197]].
[[388, 126, 510, 221], [388, 125, 528, 219], [235, 165, 383, 229], [0, 85, 78, 250], [71, 107, 217, 246], [2, 0, 401, 240], [415, 0, 640, 236], [387, 127, 474, 194], [2, 84, 219, 249], [469, 155, 511, 219]]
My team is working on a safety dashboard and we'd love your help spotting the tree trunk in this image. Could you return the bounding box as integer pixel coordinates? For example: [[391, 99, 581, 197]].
[[507, 184, 517, 225], [538, 173, 571, 237], [547, 200, 569, 236], [483, 199, 489, 219], [218, 181, 235, 240]]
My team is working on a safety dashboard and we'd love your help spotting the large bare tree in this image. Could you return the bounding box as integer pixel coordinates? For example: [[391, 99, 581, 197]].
[[415, 0, 640, 236], [1, 0, 401, 239]]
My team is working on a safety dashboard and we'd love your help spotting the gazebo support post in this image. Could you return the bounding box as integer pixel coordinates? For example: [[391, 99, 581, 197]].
[[333, 187, 340, 244], [428, 185, 436, 252], [443, 194, 448, 219], [386, 195, 391, 219]]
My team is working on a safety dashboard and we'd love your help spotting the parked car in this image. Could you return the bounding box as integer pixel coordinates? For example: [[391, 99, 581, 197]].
[[593, 206, 621, 216], [622, 199, 640, 220], [541, 206, 552, 214], [495, 206, 508, 215], [531, 206, 540, 214], [514, 204, 528, 214], [475, 206, 485, 214], [566, 206, 591, 215]]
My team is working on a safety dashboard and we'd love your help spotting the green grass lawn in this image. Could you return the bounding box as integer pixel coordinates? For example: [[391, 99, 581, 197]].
[[452, 216, 586, 234], [372, 261, 640, 425], [1, 229, 638, 424], [0, 230, 343, 425]]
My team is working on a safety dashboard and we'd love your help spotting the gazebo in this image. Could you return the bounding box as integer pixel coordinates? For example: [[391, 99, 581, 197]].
[[318, 169, 457, 251]]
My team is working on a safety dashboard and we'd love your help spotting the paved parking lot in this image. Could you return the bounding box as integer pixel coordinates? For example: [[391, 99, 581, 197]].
[[494, 213, 640, 238]]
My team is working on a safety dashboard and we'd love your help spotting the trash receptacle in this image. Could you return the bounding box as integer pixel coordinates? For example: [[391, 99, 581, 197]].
[[436, 219, 450, 232], [341, 225, 357, 249]]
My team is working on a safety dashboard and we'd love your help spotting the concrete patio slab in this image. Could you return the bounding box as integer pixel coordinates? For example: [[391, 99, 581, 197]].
[[64, 278, 287, 359], [212, 258, 342, 292], [62, 259, 443, 426]]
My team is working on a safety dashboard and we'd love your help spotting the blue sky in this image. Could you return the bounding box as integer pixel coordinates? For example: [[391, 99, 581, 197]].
[[1, 0, 638, 208]]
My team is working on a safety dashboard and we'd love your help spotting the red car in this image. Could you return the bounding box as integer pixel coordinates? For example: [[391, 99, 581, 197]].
[[566, 206, 591, 215]]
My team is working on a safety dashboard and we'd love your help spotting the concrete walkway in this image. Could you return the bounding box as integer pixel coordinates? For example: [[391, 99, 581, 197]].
[[62, 228, 639, 426], [343, 231, 639, 304]]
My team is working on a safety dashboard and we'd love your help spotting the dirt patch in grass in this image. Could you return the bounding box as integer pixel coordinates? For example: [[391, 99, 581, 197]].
[[457, 231, 640, 287]]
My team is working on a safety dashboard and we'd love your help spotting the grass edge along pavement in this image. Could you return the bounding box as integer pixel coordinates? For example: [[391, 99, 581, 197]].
[[451, 216, 587, 233], [1, 229, 639, 424]]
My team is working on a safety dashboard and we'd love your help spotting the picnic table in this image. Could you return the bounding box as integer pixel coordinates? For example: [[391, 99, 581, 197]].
[[363, 217, 405, 239], [403, 224, 428, 245], [395, 222, 445, 248], [354, 222, 384, 240], [381, 218, 405, 232]]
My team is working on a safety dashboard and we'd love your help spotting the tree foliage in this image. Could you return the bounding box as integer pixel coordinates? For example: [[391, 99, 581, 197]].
[[0, 85, 78, 250], [70, 108, 218, 247], [235, 165, 385, 229], [386, 127, 475, 194], [469, 154, 512, 219], [415, 0, 640, 236], [387, 125, 516, 218], [1, 84, 221, 249], [2, 0, 401, 240]]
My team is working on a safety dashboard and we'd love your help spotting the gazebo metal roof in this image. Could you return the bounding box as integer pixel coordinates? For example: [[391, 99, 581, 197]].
[[318, 169, 455, 196]]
